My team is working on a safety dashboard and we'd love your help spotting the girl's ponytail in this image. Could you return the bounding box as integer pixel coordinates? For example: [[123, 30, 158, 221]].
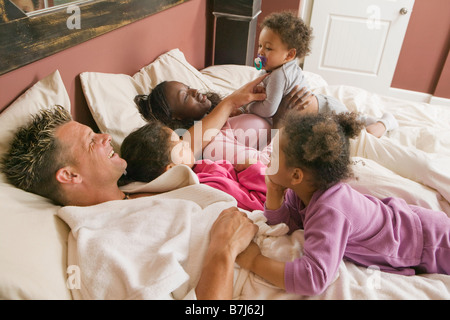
[[282, 111, 364, 189], [334, 112, 364, 140]]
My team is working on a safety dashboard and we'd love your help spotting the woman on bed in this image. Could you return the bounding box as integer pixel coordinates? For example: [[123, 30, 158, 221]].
[[1, 77, 266, 299], [236, 111, 450, 296], [135, 80, 317, 165]]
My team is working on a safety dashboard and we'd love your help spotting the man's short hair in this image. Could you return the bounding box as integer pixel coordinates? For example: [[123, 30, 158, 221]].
[[1, 106, 72, 205]]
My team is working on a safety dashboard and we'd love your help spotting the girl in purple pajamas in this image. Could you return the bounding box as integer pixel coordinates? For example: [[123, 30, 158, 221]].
[[236, 111, 450, 296]]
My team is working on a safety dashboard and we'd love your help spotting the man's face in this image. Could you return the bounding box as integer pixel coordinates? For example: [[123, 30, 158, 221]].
[[55, 121, 127, 187]]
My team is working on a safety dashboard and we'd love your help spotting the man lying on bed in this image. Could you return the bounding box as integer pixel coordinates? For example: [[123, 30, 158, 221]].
[[0, 79, 268, 299]]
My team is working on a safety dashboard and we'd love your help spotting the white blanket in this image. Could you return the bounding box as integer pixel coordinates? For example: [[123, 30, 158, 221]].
[[58, 165, 450, 300], [58, 166, 289, 300], [60, 184, 227, 300]]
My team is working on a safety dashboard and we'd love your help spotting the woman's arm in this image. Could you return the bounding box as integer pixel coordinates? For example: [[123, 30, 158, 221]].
[[183, 74, 267, 159]]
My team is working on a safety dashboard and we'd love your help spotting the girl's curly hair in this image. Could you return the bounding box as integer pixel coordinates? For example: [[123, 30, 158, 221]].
[[282, 111, 364, 190], [261, 11, 313, 58], [120, 121, 173, 183]]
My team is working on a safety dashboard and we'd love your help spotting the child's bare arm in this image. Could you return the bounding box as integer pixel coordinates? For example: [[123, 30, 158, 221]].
[[236, 242, 286, 290], [265, 175, 286, 210]]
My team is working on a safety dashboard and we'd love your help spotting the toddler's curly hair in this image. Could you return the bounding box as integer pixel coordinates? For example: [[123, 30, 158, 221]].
[[282, 111, 364, 189], [261, 11, 313, 58]]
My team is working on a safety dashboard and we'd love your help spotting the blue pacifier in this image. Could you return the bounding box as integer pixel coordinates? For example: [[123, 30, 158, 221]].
[[254, 55, 267, 70]]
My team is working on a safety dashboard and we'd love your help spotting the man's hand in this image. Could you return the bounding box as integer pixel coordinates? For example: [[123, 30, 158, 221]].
[[195, 207, 258, 299], [209, 207, 258, 260]]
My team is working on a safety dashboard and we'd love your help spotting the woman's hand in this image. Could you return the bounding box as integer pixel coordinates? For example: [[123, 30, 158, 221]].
[[224, 74, 268, 110], [273, 86, 318, 128], [284, 86, 317, 110]]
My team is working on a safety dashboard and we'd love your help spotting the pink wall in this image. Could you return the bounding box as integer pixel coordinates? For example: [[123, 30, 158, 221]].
[[391, 0, 450, 98], [0, 0, 208, 127], [434, 52, 450, 99]]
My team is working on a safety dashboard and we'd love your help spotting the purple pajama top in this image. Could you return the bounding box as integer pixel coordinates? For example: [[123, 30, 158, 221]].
[[264, 182, 426, 296]]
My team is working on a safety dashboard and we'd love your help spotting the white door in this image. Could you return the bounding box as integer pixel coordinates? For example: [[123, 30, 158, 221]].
[[303, 0, 415, 98]]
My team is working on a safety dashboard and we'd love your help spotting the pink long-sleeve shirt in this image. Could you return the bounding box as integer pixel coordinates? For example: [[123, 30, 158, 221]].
[[264, 182, 426, 296], [193, 159, 266, 211]]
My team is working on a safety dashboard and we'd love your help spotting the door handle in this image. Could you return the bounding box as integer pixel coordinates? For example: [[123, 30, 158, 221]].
[[400, 8, 408, 15]]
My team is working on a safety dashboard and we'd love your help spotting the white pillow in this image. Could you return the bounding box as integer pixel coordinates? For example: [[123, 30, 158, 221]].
[[0, 70, 72, 300], [200, 64, 261, 96], [200, 64, 329, 96], [0, 70, 71, 158], [80, 48, 219, 151]]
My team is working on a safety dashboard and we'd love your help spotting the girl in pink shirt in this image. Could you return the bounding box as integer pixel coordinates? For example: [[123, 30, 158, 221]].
[[236, 111, 450, 296], [120, 121, 267, 211]]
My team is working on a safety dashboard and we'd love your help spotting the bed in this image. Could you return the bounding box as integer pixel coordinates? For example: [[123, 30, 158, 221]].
[[0, 48, 449, 300]]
